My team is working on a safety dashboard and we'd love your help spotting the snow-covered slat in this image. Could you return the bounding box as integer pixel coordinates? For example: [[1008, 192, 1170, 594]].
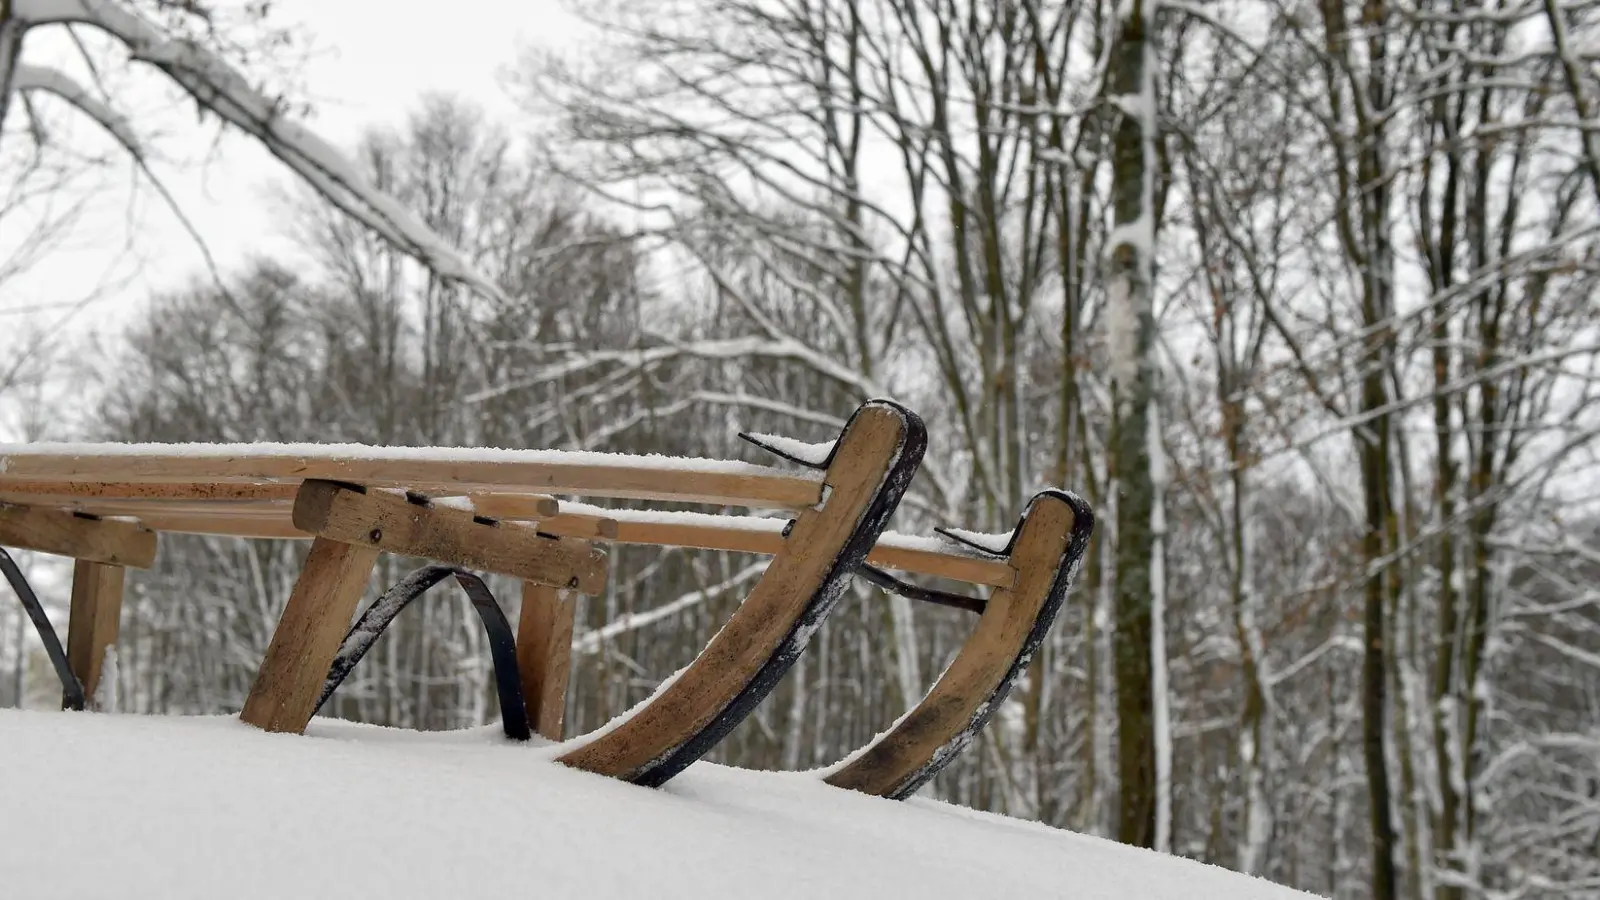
[[0, 442, 824, 509], [0, 495, 293, 519], [0, 480, 301, 501], [536, 505, 1014, 588], [739, 432, 837, 468], [935, 526, 1019, 557]]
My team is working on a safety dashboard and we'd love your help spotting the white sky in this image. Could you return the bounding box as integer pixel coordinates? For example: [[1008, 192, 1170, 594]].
[[0, 0, 577, 370]]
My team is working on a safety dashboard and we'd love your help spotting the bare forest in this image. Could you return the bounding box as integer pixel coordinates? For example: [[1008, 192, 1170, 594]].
[[2, 1, 1599, 898]]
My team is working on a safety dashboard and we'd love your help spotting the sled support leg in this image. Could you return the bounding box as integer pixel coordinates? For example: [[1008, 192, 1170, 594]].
[[518, 581, 575, 740], [241, 537, 379, 733], [66, 560, 124, 706], [242, 480, 607, 735]]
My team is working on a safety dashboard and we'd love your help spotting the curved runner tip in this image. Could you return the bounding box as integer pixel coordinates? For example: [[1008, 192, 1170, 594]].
[[625, 399, 927, 786], [826, 487, 1095, 800]]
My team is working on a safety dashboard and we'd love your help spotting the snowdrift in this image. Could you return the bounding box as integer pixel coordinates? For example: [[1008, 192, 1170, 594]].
[[0, 710, 1318, 899]]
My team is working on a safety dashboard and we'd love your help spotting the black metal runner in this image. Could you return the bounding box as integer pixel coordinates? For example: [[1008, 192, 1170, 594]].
[[0, 548, 86, 711], [315, 564, 531, 741]]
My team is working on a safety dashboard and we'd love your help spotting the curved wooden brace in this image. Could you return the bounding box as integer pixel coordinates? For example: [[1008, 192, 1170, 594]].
[[824, 489, 1095, 799], [556, 399, 927, 786]]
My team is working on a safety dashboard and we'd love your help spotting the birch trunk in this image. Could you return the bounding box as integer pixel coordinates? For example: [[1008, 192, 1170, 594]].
[[1106, 0, 1165, 851]]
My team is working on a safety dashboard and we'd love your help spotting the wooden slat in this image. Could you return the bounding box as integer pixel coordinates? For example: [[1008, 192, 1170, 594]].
[[526, 508, 620, 541], [0, 481, 299, 501], [558, 401, 911, 780], [869, 540, 1013, 588], [66, 560, 125, 706], [0, 495, 293, 519], [534, 516, 1014, 588], [466, 493, 559, 519], [517, 581, 576, 741], [825, 494, 1079, 797], [0, 477, 1005, 588], [0, 502, 158, 568], [293, 481, 608, 595], [0, 451, 823, 509], [128, 514, 308, 541], [241, 537, 379, 733], [9, 497, 1008, 589]]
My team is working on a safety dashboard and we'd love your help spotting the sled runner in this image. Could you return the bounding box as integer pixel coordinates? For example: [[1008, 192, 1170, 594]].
[[315, 564, 533, 741], [552, 399, 924, 785], [824, 490, 1095, 799]]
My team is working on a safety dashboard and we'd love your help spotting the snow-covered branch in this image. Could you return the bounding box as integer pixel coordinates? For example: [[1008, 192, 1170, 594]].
[[8, 0, 506, 303], [10, 62, 139, 151], [466, 336, 889, 405]]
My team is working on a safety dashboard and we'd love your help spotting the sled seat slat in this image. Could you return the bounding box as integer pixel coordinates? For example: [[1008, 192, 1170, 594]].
[[0, 491, 1014, 589], [0, 445, 823, 510]]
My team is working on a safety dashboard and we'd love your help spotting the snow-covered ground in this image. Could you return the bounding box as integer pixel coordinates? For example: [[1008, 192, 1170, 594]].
[[0, 709, 1319, 899]]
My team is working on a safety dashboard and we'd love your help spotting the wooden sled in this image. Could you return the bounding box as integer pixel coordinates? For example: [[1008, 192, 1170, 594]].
[[0, 399, 930, 788], [825, 489, 1095, 799]]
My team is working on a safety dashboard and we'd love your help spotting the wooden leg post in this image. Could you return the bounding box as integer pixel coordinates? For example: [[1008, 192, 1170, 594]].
[[241, 537, 379, 733], [517, 581, 575, 740], [66, 560, 125, 708]]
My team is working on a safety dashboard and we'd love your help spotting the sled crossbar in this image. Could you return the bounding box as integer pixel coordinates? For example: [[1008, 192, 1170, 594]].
[[290, 480, 607, 594], [0, 501, 157, 568]]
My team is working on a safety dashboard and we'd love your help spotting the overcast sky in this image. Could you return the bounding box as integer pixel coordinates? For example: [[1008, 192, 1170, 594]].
[[0, 0, 575, 359]]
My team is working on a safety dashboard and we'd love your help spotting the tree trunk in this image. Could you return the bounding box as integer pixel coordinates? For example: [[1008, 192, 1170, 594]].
[[1106, 0, 1164, 851], [0, 5, 27, 144]]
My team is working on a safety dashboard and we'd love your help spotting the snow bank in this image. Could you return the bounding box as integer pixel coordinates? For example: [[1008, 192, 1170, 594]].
[[0, 710, 1319, 899]]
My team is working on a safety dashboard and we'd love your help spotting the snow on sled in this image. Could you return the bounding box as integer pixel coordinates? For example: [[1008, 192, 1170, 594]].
[[0, 398, 1095, 795]]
